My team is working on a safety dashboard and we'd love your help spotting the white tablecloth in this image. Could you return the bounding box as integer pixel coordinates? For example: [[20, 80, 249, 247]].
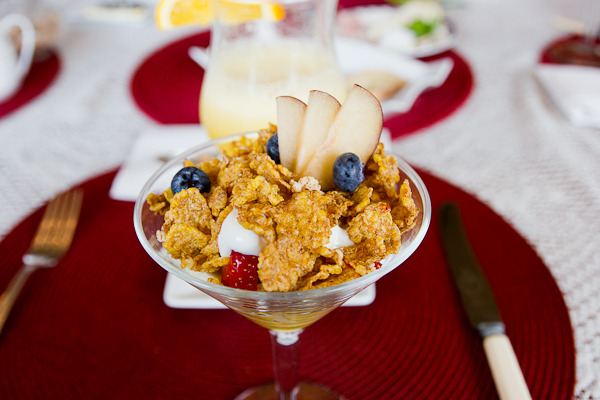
[[0, 0, 598, 397]]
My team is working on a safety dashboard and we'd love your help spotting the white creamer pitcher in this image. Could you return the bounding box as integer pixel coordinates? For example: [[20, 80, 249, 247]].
[[0, 13, 35, 102]]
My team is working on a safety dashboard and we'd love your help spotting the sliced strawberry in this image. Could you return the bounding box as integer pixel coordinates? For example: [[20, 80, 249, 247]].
[[222, 250, 259, 291]]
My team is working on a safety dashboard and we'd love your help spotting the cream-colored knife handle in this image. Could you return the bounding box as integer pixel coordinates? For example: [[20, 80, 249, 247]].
[[483, 334, 532, 400]]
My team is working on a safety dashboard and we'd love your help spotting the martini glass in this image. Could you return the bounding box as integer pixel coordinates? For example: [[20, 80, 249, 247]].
[[133, 132, 431, 400]]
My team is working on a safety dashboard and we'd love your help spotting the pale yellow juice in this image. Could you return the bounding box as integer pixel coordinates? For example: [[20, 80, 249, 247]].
[[245, 309, 334, 332], [200, 40, 348, 139]]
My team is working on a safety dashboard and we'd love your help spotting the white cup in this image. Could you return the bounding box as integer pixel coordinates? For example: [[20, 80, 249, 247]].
[[0, 13, 35, 102]]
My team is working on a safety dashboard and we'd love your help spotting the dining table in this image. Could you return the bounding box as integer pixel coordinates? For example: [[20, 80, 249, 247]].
[[0, 0, 598, 398]]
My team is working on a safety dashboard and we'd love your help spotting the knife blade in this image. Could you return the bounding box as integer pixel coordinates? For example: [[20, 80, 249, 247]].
[[439, 202, 532, 400]]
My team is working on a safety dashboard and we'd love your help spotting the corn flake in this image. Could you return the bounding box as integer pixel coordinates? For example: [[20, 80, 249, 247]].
[[163, 223, 210, 259], [164, 188, 213, 235], [232, 176, 284, 207], [364, 143, 400, 201], [272, 191, 333, 250], [258, 237, 318, 292], [344, 202, 401, 275], [147, 193, 169, 215], [392, 179, 419, 233]]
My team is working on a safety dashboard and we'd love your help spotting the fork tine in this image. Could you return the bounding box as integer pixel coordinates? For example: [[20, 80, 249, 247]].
[[28, 192, 65, 254], [54, 189, 83, 257], [47, 191, 73, 255], [29, 189, 83, 258]]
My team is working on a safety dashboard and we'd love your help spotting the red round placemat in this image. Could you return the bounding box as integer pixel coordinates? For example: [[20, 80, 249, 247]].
[[130, 32, 473, 140], [130, 32, 210, 126], [0, 50, 61, 120], [0, 169, 574, 399]]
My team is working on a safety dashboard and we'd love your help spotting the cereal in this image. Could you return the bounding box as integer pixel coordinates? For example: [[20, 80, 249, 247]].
[[272, 190, 333, 249], [346, 185, 373, 217], [149, 129, 419, 292], [392, 180, 419, 233], [199, 256, 230, 273], [311, 266, 360, 289], [232, 176, 284, 207], [237, 203, 277, 243], [248, 153, 291, 191], [198, 158, 223, 185], [364, 143, 400, 202], [164, 188, 212, 234], [163, 224, 209, 259], [344, 202, 401, 275], [206, 186, 228, 217], [291, 176, 321, 193], [259, 237, 318, 292], [147, 193, 169, 215], [217, 157, 254, 191]]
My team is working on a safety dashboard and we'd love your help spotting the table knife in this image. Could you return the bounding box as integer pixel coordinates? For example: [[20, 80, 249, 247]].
[[439, 202, 532, 400]]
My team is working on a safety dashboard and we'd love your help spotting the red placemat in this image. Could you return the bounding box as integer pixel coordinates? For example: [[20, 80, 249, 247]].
[[130, 32, 473, 140], [0, 170, 574, 399], [0, 50, 61, 120]]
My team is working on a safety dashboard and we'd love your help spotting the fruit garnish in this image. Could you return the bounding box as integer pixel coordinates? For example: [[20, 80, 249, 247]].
[[171, 166, 211, 194], [276, 96, 306, 171], [332, 153, 364, 192], [155, 0, 212, 29], [221, 250, 259, 290], [155, 0, 285, 30], [266, 133, 280, 164], [295, 91, 341, 175], [275, 85, 382, 191], [300, 84, 383, 190]]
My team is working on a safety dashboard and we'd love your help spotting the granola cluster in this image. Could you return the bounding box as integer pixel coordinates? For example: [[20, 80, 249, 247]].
[[149, 127, 419, 292]]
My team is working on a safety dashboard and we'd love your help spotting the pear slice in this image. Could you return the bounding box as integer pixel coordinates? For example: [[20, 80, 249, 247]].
[[276, 96, 307, 171], [294, 90, 341, 175], [300, 85, 383, 191]]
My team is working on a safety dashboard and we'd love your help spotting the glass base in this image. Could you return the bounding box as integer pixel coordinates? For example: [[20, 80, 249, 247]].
[[546, 40, 600, 67], [235, 382, 346, 400]]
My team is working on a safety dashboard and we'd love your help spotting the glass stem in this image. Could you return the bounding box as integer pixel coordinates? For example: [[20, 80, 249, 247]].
[[270, 329, 303, 400]]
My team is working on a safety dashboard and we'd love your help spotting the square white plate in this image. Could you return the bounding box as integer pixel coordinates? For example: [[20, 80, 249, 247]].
[[163, 273, 376, 309]]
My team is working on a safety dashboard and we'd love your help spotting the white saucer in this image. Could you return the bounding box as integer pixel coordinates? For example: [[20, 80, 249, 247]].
[[400, 19, 459, 58], [337, 5, 459, 58]]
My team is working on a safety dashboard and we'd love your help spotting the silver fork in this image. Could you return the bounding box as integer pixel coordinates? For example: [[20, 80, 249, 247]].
[[0, 189, 83, 335]]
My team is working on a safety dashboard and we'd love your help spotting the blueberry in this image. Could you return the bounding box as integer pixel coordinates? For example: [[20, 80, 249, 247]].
[[266, 133, 280, 164], [332, 153, 364, 192], [171, 166, 211, 195]]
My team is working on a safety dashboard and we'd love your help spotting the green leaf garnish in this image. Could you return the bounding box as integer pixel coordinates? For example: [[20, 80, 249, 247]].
[[408, 20, 437, 37]]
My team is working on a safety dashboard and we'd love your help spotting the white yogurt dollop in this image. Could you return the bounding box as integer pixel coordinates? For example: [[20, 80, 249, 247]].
[[218, 209, 265, 257], [324, 225, 354, 250]]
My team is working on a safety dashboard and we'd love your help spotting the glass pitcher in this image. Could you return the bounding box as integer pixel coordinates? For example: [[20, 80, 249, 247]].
[[199, 0, 348, 139]]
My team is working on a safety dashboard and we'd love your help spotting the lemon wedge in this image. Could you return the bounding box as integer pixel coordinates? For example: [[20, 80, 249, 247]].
[[155, 0, 285, 30]]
